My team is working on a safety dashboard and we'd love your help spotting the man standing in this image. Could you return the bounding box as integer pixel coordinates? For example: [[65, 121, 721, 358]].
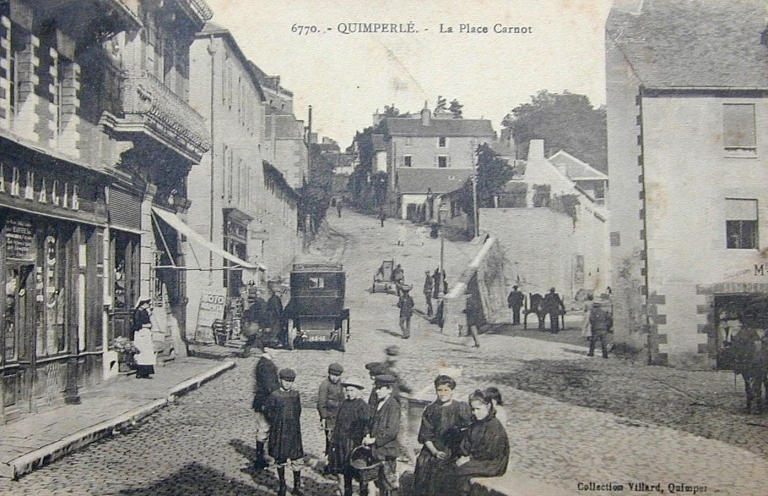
[[464, 294, 481, 348], [432, 268, 442, 300], [264, 368, 305, 496], [317, 363, 344, 464], [542, 287, 565, 333], [243, 288, 267, 356], [588, 302, 612, 359], [252, 341, 279, 470], [392, 264, 404, 296], [423, 271, 434, 317], [397, 285, 414, 339], [363, 374, 401, 496], [265, 284, 285, 346], [336, 199, 343, 218], [507, 285, 524, 326]]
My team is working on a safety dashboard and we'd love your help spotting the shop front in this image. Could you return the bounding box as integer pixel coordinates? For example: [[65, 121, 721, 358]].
[[0, 154, 107, 421]]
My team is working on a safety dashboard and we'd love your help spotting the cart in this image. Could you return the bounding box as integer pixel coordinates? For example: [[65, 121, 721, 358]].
[[284, 263, 350, 351], [372, 259, 395, 294]]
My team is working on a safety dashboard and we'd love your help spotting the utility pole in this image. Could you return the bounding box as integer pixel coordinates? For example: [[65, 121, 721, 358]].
[[471, 175, 479, 238]]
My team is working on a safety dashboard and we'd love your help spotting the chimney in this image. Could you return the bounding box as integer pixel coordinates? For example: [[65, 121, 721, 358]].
[[421, 101, 431, 126], [527, 139, 545, 161]]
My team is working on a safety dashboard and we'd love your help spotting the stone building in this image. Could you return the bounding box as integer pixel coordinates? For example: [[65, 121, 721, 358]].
[[606, 0, 768, 367], [0, 0, 212, 419], [381, 104, 495, 219]]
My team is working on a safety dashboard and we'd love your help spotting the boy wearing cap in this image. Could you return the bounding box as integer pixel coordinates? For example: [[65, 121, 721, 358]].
[[264, 368, 305, 496], [363, 374, 401, 496], [330, 376, 371, 496], [317, 362, 344, 462]]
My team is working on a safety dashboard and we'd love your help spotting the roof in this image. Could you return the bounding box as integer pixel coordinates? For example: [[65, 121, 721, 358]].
[[607, 0, 768, 88], [396, 168, 474, 194], [547, 150, 607, 181], [384, 117, 495, 138], [488, 141, 515, 157], [197, 23, 266, 101], [372, 134, 386, 151]]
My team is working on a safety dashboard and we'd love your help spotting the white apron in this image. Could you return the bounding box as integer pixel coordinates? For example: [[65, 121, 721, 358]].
[[134, 328, 157, 366]]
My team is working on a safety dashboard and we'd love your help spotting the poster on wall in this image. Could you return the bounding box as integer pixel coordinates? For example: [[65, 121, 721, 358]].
[[193, 289, 226, 343]]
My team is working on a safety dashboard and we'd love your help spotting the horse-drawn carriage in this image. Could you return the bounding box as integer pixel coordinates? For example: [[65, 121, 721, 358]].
[[372, 259, 396, 294], [284, 263, 350, 351]]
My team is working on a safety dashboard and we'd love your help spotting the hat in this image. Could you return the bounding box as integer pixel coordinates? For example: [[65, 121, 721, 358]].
[[135, 295, 151, 308], [278, 368, 296, 381], [385, 345, 400, 357], [365, 361, 388, 376], [400, 284, 412, 292], [374, 374, 397, 387], [328, 363, 344, 376], [341, 376, 365, 389]]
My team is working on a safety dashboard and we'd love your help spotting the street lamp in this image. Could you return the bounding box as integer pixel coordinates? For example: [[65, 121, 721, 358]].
[[438, 202, 449, 272]]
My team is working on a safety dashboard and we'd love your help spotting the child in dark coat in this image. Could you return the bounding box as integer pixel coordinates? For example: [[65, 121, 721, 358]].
[[363, 374, 401, 496], [330, 376, 371, 496], [264, 368, 305, 496]]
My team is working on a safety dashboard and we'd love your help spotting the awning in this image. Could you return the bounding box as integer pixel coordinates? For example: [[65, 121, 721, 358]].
[[151, 207, 264, 271]]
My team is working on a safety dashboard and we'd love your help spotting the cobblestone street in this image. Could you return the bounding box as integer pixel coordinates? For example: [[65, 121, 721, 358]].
[[3, 210, 768, 495]]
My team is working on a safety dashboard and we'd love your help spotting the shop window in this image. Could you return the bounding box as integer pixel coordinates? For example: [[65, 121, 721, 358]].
[[726, 198, 758, 249]]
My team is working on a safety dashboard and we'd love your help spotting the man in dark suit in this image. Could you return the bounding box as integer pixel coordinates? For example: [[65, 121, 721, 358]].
[[252, 341, 279, 469], [363, 374, 401, 496], [507, 285, 524, 325], [541, 287, 565, 333]]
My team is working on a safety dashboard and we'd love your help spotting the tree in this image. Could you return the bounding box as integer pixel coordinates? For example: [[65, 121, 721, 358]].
[[383, 104, 400, 117], [449, 99, 463, 118], [298, 144, 335, 233], [502, 90, 607, 173], [435, 95, 447, 113], [457, 143, 518, 213]]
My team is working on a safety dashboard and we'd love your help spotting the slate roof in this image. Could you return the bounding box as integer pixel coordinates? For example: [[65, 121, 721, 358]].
[[385, 118, 495, 137], [396, 168, 474, 194], [548, 150, 608, 181], [607, 0, 768, 88]]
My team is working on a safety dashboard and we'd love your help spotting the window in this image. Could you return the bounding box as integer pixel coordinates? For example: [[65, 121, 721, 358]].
[[438, 136, 447, 148], [438, 156, 448, 168], [404, 155, 412, 167], [723, 104, 757, 153], [726, 198, 758, 249]]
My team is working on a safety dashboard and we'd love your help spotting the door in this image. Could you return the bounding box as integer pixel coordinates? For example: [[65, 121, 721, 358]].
[[2, 262, 34, 418]]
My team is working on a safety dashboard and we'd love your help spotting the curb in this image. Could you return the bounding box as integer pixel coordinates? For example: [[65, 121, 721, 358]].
[[2, 360, 236, 480]]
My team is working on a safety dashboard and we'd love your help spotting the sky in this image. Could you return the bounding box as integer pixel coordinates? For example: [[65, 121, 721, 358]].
[[205, 0, 613, 147]]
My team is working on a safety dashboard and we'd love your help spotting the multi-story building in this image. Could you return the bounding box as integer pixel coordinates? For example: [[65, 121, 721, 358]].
[[188, 23, 301, 341], [382, 105, 495, 219], [0, 0, 212, 419], [252, 64, 308, 190], [606, 0, 768, 367]]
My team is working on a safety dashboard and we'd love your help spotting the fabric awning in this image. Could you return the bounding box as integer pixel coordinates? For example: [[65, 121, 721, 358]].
[[151, 207, 264, 271]]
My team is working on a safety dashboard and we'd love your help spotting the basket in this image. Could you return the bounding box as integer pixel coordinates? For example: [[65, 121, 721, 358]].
[[349, 446, 382, 483]]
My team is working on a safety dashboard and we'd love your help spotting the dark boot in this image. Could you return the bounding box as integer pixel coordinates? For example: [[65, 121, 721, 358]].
[[277, 467, 287, 496], [292, 470, 303, 495], [253, 442, 268, 470]]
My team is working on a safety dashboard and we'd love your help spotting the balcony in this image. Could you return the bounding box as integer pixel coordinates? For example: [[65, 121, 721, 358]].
[[101, 70, 211, 163]]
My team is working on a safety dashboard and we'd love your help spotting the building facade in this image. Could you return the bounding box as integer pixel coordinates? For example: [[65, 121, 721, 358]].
[[606, 0, 768, 367], [0, 0, 212, 419], [383, 106, 495, 219]]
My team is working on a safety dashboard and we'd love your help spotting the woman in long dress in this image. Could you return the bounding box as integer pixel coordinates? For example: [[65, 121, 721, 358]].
[[132, 296, 156, 379], [414, 375, 473, 496], [329, 376, 370, 496]]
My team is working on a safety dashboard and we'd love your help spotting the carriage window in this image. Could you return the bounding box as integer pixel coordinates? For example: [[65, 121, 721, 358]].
[[308, 277, 325, 289]]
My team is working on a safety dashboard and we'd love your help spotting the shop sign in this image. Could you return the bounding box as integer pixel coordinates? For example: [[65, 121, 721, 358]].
[[5, 217, 34, 260], [194, 289, 226, 342]]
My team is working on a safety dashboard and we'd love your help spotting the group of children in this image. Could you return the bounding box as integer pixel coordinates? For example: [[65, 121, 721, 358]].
[[250, 341, 510, 496]]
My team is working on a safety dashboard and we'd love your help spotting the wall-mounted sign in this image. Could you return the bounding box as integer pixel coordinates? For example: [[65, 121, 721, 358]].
[[5, 217, 34, 260]]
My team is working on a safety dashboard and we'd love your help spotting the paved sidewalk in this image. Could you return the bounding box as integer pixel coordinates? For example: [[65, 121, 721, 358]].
[[0, 355, 234, 480]]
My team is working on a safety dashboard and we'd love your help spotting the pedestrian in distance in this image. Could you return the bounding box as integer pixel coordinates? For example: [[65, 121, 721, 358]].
[[379, 210, 386, 228], [263, 368, 305, 496], [423, 271, 434, 317], [542, 287, 565, 333], [265, 284, 285, 347], [506, 286, 524, 326], [483, 387, 508, 426], [451, 390, 510, 496], [432, 268, 442, 300], [337, 199, 343, 218], [588, 301, 613, 359], [132, 295, 156, 379], [414, 375, 473, 496], [397, 285, 415, 339], [392, 264, 405, 296], [242, 287, 267, 357], [318, 363, 345, 465], [252, 340, 279, 470], [463, 294, 481, 348], [329, 376, 371, 496], [580, 294, 595, 341], [362, 374, 402, 496]]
